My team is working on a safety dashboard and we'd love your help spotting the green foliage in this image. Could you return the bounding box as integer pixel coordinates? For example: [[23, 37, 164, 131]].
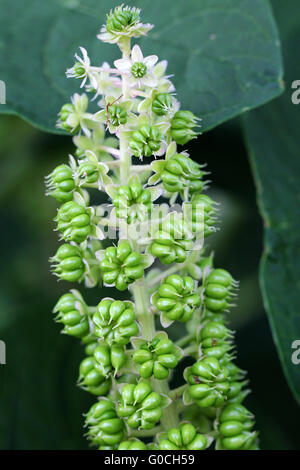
[[243, 0, 300, 406]]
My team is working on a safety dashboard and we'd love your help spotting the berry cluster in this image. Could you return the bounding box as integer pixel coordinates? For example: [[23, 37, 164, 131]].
[[46, 5, 259, 450]]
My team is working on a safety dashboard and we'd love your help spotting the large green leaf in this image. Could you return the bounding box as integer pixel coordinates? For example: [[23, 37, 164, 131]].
[[244, 0, 300, 405], [0, 0, 283, 133]]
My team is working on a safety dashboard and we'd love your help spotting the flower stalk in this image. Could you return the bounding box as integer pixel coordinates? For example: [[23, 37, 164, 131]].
[[47, 4, 259, 451]]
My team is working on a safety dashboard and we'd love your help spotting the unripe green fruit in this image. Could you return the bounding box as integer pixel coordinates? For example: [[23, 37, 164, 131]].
[[185, 357, 230, 408], [153, 275, 200, 323], [85, 399, 124, 448], [78, 161, 99, 185], [108, 104, 127, 126], [203, 268, 236, 313], [199, 321, 234, 360], [170, 110, 200, 145], [93, 342, 127, 377], [187, 193, 217, 236], [51, 244, 85, 282], [118, 439, 148, 450], [56, 201, 92, 244], [133, 333, 180, 379], [216, 403, 258, 450], [150, 216, 193, 265], [158, 422, 210, 450], [161, 153, 205, 194], [46, 164, 75, 203], [78, 356, 111, 395], [117, 381, 165, 429], [93, 298, 138, 345], [58, 103, 78, 133], [53, 290, 89, 337], [81, 334, 99, 356], [99, 240, 146, 290], [106, 6, 140, 33], [129, 125, 162, 158], [152, 93, 173, 116], [113, 182, 152, 223]]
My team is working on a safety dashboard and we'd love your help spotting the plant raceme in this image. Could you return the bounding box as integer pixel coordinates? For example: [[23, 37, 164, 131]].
[[47, 4, 259, 451]]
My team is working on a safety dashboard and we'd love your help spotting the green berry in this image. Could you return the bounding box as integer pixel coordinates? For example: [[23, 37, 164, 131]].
[[158, 422, 210, 450], [161, 153, 205, 194], [133, 333, 181, 379], [170, 110, 200, 145], [53, 290, 89, 337], [150, 215, 193, 265], [45, 164, 75, 203], [106, 6, 140, 33], [93, 342, 127, 377], [118, 439, 148, 450], [85, 400, 124, 448], [216, 403, 258, 450], [203, 268, 237, 313], [78, 356, 111, 395], [117, 381, 165, 429], [152, 93, 173, 116], [93, 298, 138, 345], [108, 104, 127, 126], [152, 275, 200, 323], [51, 244, 85, 282], [129, 125, 162, 158], [55, 201, 92, 244], [113, 182, 152, 223], [187, 193, 217, 237], [78, 161, 99, 185], [99, 240, 146, 290], [185, 357, 230, 408]]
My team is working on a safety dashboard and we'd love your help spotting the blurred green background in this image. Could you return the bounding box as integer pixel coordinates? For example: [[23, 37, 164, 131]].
[[0, 113, 299, 450]]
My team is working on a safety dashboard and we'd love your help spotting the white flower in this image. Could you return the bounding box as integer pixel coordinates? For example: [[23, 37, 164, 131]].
[[57, 93, 99, 137], [154, 60, 176, 93], [66, 47, 98, 89], [114, 45, 158, 89], [97, 5, 153, 44], [85, 62, 122, 101]]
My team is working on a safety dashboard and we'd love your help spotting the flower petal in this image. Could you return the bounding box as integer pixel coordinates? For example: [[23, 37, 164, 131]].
[[144, 55, 158, 68], [114, 58, 132, 73], [142, 73, 158, 88], [131, 44, 143, 62]]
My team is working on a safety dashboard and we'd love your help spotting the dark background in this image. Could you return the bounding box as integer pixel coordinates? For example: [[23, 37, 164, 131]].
[[0, 112, 299, 450]]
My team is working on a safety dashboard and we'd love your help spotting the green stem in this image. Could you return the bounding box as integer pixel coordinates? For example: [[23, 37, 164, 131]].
[[175, 334, 193, 348], [131, 279, 154, 340], [147, 262, 185, 288], [129, 426, 162, 438], [169, 384, 187, 400], [153, 379, 178, 429], [183, 344, 198, 356], [119, 38, 131, 184]]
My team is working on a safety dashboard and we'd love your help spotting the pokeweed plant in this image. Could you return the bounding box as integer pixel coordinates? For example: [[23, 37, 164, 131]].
[[47, 5, 259, 451]]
